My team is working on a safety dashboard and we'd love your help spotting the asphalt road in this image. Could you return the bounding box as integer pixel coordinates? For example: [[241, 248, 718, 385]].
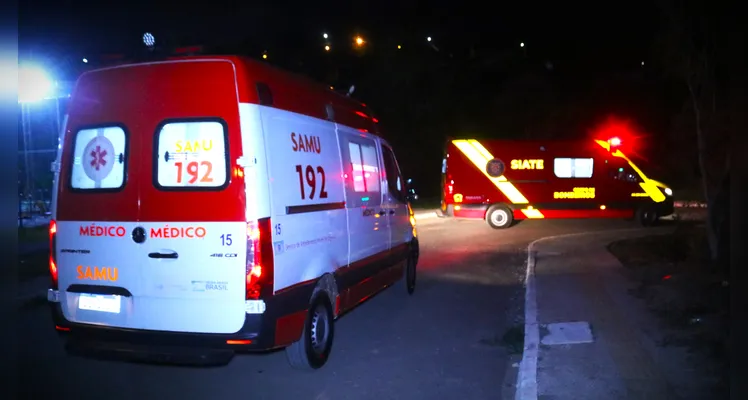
[[17, 216, 643, 400]]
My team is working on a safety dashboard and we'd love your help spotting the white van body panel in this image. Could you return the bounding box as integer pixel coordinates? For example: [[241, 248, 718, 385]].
[[256, 105, 349, 292], [335, 126, 390, 264], [238, 103, 272, 221], [56, 221, 247, 333], [380, 140, 415, 248]]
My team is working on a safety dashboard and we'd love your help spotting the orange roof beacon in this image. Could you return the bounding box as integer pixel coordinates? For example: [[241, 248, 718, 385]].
[[440, 137, 674, 228]]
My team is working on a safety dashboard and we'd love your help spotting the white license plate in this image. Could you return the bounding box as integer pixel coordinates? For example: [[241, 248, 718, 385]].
[[78, 293, 122, 314]]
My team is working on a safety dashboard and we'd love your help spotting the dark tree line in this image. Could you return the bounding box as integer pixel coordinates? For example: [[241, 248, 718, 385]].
[[653, 0, 737, 273]]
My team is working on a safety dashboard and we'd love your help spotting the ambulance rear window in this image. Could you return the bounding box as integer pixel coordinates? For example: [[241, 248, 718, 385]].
[[70, 126, 128, 191], [154, 119, 229, 190]]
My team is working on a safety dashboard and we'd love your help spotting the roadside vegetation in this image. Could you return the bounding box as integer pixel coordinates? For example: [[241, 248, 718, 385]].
[[608, 219, 727, 397]]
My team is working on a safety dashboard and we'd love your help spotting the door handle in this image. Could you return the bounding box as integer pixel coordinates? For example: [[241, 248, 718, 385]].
[[148, 251, 179, 259], [389, 210, 395, 215]]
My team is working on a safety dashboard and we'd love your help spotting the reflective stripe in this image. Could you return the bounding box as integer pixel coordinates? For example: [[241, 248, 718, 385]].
[[521, 208, 544, 219], [452, 140, 544, 218], [594, 140, 665, 203]]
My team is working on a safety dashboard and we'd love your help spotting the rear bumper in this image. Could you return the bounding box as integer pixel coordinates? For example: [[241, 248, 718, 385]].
[[448, 203, 489, 219], [49, 281, 315, 365]]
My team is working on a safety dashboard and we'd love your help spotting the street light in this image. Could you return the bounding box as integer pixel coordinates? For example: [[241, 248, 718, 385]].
[[427, 36, 432, 42], [520, 42, 525, 47], [323, 33, 329, 39], [19, 63, 54, 103], [324, 45, 331, 51], [354, 36, 365, 47], [397, 44, 402, 49], [82, 58, 88, 63], [143, 32, 155, 48]]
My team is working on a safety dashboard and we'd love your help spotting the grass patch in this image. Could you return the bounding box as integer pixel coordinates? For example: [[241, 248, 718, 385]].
[[18, 225, 49, 244], [608, 222, 727, 395]]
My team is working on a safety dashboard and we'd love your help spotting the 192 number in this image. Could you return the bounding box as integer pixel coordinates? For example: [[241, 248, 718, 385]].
[[295, 165, 328, 199], [175, 161, 213, 184]]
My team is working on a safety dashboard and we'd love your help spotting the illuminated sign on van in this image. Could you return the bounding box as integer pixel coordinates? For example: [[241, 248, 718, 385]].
[[175, 140, 213, 152], [511, 159, 544, 170], [554, 187, 595, 199], [77, 266, 118, 282]]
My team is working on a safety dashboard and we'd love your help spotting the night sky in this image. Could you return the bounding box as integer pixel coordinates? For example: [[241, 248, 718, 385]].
[[19, 0, 680, 197], [19, 1, 661, 79]]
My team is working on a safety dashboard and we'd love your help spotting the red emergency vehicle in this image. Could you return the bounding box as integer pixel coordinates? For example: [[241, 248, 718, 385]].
[[440, 137, 674, 228]]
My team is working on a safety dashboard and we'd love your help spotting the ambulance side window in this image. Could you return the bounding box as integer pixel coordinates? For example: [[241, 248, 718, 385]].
[[154, 119, 229, 190], [346, 139, 381, 207], [609, 165, 639, 182], [70, 126, 128, 191], [381, 145, 407, 203], [553, 158, 594, 178]]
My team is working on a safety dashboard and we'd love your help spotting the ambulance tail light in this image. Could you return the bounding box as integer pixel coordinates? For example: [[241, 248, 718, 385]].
[[49, 220, 58, 290], [246, 218, 274, 300]]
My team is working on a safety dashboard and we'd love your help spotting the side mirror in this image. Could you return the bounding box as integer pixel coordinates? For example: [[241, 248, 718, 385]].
[[405, 178, 418, 202]]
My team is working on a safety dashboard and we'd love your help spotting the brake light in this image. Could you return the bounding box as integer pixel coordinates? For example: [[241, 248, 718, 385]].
[[49, 220, 58, 290], [246, 218, 274, 300]]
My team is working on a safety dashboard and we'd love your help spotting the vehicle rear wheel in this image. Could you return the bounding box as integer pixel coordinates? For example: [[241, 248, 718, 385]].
[[286, 293, 335, 370], [486, 204, 513, 229], [405, 244, 418, 295], [636, 205, 658, 227]]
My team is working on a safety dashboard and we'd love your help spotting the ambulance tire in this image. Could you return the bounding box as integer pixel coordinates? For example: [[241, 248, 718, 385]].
[[405, 240, 419, 295], [286, 293, 335, 370], [486, 204, 514, 229], [636, 205, 659, 227]]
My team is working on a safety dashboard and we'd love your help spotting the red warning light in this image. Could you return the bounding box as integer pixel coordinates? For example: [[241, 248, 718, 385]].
[[589, 116, 644, 153]]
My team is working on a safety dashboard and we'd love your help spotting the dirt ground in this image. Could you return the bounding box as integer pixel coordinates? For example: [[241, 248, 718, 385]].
[[608, 221, 728, 398]]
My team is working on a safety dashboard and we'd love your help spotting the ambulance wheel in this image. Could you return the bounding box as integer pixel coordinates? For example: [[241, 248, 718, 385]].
[[486, 204, 513, 229], [286, 293, 335, 370], [405, 240, 419, 295], [636, 205, 658, 227]]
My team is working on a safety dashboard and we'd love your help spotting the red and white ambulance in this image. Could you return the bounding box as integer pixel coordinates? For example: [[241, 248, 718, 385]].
[[440, 137, 674, 228], [47, 54, 419, 369]]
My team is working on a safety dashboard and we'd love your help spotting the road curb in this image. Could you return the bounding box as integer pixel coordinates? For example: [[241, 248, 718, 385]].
[[412, 202, 704, 222], [515, 227, 662, 400], [413, 209, 439, 220]]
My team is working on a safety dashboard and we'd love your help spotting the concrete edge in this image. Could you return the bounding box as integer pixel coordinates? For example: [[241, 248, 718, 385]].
[[412, 209, 439, 221], [514, 227, 661, 400]]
